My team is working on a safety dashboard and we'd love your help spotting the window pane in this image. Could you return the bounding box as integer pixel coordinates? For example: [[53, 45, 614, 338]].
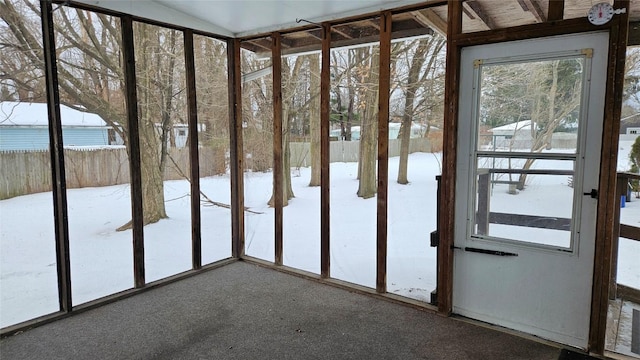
[[386, 25, 446, 302], [54, 8, 134, 304], [0, 0, 59, 326], [329, 20, 380, 289], [133, 23, 191, 282], [280, 31, 321, 274], [194, 35, 232, 264], [241, 38, 274, 262]]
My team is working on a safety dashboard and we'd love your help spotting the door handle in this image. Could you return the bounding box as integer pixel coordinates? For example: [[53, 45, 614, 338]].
[[464, 247, 518, 257], [583, 189, 598, 198]]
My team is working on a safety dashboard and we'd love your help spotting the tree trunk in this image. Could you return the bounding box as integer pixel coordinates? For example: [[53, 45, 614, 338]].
[[397, 39, 430, 184], [309, 55, 321, 186], [357, 48, 379, 199]]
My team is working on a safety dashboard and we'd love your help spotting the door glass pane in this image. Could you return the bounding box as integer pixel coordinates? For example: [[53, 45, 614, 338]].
[[471, 54, 587, 250], [473, 157, 575, 248]]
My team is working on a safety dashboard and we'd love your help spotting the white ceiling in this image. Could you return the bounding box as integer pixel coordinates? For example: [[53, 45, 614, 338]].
[[73, 0, 431, 37]]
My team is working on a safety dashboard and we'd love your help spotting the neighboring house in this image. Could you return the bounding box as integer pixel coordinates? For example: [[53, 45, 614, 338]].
[[0, 101, 120, 151], [487, 120, 533, 150], [627, 127, 640, 135], [330, 122, 427, 140]]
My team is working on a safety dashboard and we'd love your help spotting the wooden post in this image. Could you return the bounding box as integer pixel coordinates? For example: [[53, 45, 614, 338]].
[[41, 0, 72, 312], [476, 170, 490, 235], [184, 29, 201, 270], [376, 11, 392, 294], [121, 16, 145, 288], [439, 0, 463, 316], [589, 0, 629, 354], [272, 32, 284, 266], [609, 173, 626, 300], [228, 38, 245, 259], [320, 23, 331, 278], [547, 0, 565, 22]]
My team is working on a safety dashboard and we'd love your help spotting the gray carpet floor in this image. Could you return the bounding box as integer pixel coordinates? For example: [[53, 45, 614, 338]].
[[1, 261, 562, 360]]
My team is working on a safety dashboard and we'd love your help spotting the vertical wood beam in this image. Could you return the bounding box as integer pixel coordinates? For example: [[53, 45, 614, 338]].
[[184, 29, 201, 270], [376, 11, 392, 294], [272, 33, 284, 266], [320, 23, 331, 278], [547, 0, 564, 21], [121, 16, 145, 288], [589, 1, 629, 354], [439, 0, 463, 315], [228, 38, 245, 258], [609, 174, 626, 300], [41, 0, 72, 312]]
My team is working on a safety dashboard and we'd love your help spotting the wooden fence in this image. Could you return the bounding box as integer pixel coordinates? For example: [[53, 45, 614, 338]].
[[0, 147, 225, 199], [1, 138, 431, 199], [290, 137, 432, 167]]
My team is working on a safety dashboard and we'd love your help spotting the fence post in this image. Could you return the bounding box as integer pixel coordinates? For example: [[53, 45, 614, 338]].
[[476, 169, 490, 236]]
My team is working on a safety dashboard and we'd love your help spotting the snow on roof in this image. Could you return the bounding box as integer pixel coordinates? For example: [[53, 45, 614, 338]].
[[489, 120, 531, 132], [0, 101, 108, 127]]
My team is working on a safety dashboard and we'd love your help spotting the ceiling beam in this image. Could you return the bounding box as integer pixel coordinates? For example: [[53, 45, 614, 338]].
[[463, 0, 496, 30], [411, 9, 447, 38], [517, 0, 546, 22], [331, 25, 355, 39]]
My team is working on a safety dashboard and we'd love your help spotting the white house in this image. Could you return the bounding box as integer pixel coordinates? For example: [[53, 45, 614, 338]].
[[330, 122, 427, 140], [487, 120, 533, 150]]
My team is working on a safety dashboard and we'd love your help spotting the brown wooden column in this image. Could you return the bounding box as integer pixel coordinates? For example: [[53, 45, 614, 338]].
[[376, 11, 392, 294], [547, 0, 565, 22], [439, 0, 463, 315], [41, 0, 72, 312], [184, 29, 201, 269], [228, 38, 245, 259], [320, 23, 331, 278], [121, 16, 145, 288], [589, 0, 630, 353], [272, 33, 284, 265]]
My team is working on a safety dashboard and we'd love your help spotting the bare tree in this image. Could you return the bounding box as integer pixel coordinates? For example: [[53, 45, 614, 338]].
[[396, 36, 445, 184], [0, 1, 188, 229]]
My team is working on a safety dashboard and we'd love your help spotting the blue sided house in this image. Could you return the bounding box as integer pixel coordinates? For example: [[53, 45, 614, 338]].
[[0, 101, 118, 151]]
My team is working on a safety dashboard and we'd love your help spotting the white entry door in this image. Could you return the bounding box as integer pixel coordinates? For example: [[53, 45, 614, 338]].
[[453, 32, 609, 349]]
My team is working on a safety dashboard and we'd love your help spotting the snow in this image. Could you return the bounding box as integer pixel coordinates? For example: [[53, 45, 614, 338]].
[[1, 150, 639, 328], [0, 101, 108, 127]]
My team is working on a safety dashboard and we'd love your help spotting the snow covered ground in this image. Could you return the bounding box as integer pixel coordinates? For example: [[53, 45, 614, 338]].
[[1, 145, 638, 328]]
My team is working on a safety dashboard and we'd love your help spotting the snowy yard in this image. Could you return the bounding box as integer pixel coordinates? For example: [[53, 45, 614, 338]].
[[1, 148, 639, 328]]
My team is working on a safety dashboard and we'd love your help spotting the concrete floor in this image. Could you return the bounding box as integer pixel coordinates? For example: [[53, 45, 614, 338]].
[[0, 261, 564, 360]]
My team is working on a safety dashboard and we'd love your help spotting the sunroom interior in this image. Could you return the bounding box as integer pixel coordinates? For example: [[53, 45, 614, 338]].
[[1, 0, 639, 359]]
